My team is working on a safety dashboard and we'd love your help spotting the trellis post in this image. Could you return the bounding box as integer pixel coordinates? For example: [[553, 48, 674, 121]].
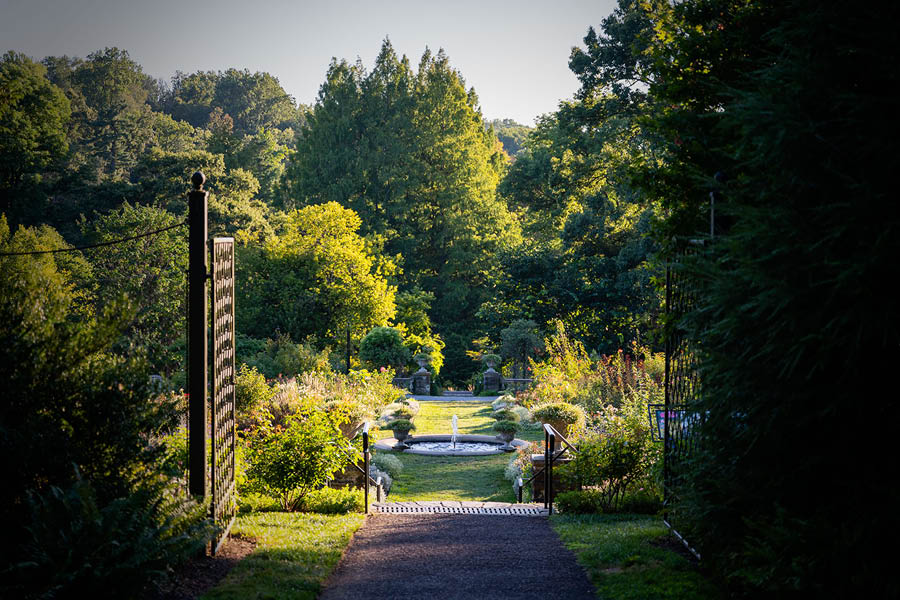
[[188, 171, 209, 499]]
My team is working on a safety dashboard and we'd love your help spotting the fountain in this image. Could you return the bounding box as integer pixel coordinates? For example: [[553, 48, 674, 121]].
[[373, 413, 527, 456], [451, 414, 458, 449]]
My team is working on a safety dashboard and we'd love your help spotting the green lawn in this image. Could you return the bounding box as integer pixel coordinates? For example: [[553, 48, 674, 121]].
[[200, 512, 365, 600], [373, 399, 542, 502], [551, 514, 722, 600], [204, 399, 720, 600]]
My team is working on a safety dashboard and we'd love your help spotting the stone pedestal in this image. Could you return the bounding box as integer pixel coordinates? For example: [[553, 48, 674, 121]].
[[483, 368, 501, 392], [412, 368, 431, 395], [530, 453, 576, 502], [330, 460, 366, 489]]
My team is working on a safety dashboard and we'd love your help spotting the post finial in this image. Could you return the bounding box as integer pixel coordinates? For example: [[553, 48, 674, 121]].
[[191, 171, 206, 190]]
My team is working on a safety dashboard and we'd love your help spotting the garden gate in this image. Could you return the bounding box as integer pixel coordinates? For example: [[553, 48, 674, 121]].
[[661, 184, 720, 558], [188, 172, 237, 555], [211, 237, 237, 553], [662, 242, 701, 555]]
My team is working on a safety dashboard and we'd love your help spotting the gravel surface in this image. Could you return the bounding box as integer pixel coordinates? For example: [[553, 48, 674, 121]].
[[318, 513, 595, 600]]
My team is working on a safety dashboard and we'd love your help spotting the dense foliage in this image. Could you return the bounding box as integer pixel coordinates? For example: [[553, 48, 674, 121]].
[[6, 4, 887, 592], [0, 216, 212, 594], [567, 0, 897, 595], [284, 39, 519, 383]]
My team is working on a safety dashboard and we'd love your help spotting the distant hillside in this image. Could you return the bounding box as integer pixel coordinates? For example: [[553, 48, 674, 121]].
[[486, 118, 532, 157]]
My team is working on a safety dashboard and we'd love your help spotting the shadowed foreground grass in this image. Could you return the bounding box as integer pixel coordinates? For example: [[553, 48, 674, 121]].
[[200, 512, 364, 600], [551, 514, 722, 600]]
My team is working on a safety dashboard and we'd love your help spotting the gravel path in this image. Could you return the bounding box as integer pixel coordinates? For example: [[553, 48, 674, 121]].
[[318, 513, 595, 600]]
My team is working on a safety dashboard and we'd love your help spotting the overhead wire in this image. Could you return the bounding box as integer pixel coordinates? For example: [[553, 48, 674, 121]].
[[0, 220, 187, 256]]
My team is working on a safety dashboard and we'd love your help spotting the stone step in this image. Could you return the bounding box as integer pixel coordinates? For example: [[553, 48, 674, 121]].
[[441, 390, 475, 397], [372, 501, 547, 516]]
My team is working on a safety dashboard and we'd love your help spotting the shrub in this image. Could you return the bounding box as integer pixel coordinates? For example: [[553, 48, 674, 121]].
[[240, 332, 332, 380], [235, 363, 273, 415], [392, 407, 414, 420], [504, 455, 523, 482], [359, 326, 410, 372], [378, 398, 420, 425], [299, 486, 363, 514], [620, 489, 663, 515], [493, 420, 519, 435], [243, 412, 349, 511], [482, 353, 501, 367], [531, 402, 586, 433], [562, 417, 653, 513], [492, 408, 520, 422], [556, 489, 604, 514], [324, 397, 372, 435], [491, 395, 516, 411], [511, 406, 534, 426], [243, 378, 317, 430], [373, 453, 404, 478], [368, 465, 392, 494], [3, 474, 213, 599], [387, 419, 415, 433]]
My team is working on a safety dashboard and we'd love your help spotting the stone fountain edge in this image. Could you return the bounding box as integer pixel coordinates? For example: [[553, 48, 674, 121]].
[[373, 433, 529, 455]]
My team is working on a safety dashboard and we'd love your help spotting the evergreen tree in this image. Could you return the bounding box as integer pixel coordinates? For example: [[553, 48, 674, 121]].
[[285, 39, 517, 383]]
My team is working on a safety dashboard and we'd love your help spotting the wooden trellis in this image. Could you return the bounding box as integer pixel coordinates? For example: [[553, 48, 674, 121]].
[[210, 237, 237, 554]]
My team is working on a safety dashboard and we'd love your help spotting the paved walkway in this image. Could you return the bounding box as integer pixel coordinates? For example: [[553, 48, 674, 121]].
[[410, 394, 497, 402], [318, 511, 595, 600]]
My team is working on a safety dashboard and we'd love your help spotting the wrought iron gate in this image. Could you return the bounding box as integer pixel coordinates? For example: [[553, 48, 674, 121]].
[[662, 242, 702, 558], [210, 237, 236, 554]]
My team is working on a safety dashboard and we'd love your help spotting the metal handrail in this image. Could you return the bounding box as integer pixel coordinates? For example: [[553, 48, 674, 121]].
[[515, 423, 577, 512], [331, 421, 376, 514], [362, 422, 371, 513]]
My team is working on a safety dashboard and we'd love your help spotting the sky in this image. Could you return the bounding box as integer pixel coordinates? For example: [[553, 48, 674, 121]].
[[1, 0, 617, 126]]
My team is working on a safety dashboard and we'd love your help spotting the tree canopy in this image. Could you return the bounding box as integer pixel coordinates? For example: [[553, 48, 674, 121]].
[[284, 39, 519, 382], [237, 202, 396, 347]]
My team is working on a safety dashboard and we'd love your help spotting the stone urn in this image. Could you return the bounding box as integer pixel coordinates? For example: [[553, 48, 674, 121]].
[[496, 430, 516, 451], [392, 428, 412, 450]]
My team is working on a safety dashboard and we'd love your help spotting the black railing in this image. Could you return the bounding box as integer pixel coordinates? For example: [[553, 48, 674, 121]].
[[331, 421, 382, 513], [502, 378, 533, 394], [515, 423, 577, 514]]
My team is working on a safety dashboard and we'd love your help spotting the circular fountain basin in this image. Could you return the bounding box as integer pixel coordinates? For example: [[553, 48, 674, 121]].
[[373, 434, 529, 456]]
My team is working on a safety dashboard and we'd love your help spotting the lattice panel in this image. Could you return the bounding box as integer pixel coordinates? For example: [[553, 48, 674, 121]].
[[211, 237, 236, 554]]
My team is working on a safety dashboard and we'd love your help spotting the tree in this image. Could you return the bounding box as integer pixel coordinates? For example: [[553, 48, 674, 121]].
[[69, 47, 157, 180], [0, 52, 70, 217], [0, 215, 180, 565], [487, 75, 662, 355], [578, 0, 900, 595], [358, 326, 410, 373], [169, 68, 297, 134], [487, 118, 532, 157], [285, 39, 518, 384], [500, 319, 543, 378], [78, 203, 187, 374], [237, 202, 396, 347], [131, 148, 272, 242]]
